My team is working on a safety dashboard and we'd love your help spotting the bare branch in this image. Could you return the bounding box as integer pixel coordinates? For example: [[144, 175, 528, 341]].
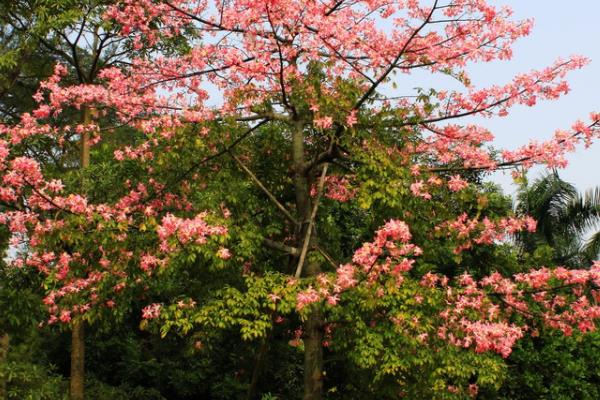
[[229, 152, 299, 227], [295, 163, 329, 278], [263, 238, 300, 256]]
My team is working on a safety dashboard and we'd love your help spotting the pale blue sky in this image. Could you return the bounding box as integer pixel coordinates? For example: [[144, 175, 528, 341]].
[[469, 1, 600, 194]]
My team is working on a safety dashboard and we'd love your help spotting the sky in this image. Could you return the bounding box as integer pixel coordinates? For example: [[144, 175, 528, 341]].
[[467, 1, 600, 195]]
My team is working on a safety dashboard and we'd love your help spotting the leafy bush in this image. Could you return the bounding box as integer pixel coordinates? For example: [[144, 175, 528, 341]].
[[0, 360, 68, 400]]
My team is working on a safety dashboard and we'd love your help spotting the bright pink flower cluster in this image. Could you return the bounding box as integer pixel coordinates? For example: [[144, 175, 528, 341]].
[[433, 263, 600, 357], [296, 219, 420, 309], [447, 175, 469, 192], [440, 213, 537, 253], [142, 303, 162, 319], [157, 212, 228, 251]]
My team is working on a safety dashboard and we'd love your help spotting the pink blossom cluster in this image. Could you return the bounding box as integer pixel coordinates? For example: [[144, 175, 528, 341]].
[[156, 213, 228, 251], [408, 174, 469, 200], [296, 286, 321, 311], [440, 213, 537, 253], [310, 175, 357, 202], [433, 263, 600, 357], [142, 303, 162, 319], [447, 175, 469, 192], [296, 219, 420, 310]]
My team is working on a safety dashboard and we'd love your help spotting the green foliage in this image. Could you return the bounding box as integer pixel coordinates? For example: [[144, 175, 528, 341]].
[[0, 360, 68, 400], [326, 278, 506, 399], [494, 331, 600, 400], [515, 171, 600, 266], [0, 250, 47, 339]]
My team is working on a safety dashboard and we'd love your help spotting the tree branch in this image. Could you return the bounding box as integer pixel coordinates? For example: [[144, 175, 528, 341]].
[[229, 151, 299, 227], [295, 163, 329, 278], [263, 238, 300, 256], [352, 0, 439, 111]]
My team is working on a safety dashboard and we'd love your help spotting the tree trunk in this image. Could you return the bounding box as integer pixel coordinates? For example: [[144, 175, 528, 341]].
[[70, 320, 85, 400], [69, 106, 91, 400], [0, 332, 9, 399], [303, 305, 324, 400], [80, 108, 91, 168], [292, 121, 324, 400]]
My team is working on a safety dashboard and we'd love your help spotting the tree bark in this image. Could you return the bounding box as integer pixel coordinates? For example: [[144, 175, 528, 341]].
[[292, 121, 324, 400], [80, 108, 91, 168], [0, 332, 9, 399], [70, 320, 85, 400], [69, 106, 91, 400], [302, 298, 324, 400]]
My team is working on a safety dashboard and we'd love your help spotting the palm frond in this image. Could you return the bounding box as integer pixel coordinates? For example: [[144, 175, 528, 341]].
[[583, 230, 600, 263], [514, 171, 600, 267], [561, 186, 600, 236], [515, 172, 577, 245]]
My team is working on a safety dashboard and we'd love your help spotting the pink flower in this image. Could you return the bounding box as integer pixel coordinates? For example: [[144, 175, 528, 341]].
[[447, 175, 469, 192], [217, 247, 231, 260], [296, 286, 320, 310], [142, 303, 162, 319], [140, 254, 161, 272], [317, 176, 357, 202], [59, 310, 71, 323], [335, 264, 357, 290], [314, 116, 333, 129], [468, 384, 479, 397], [32, 105, 51, 119], [345, 110, 358, 127], [268, 293, 281, 302], [410, 180, 431, 199], [381, 219, 412, 243]]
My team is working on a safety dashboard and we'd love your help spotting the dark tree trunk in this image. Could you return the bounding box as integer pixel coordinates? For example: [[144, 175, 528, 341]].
[[70, 320, 85, 400], [0, 332, 9, 399], [303, 304, 324, 400], [70, 106, 91, 400], [292, 121, 324, 400]]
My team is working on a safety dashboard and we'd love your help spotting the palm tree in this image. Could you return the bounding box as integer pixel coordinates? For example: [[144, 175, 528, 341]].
[[515, 171, 600, 267]]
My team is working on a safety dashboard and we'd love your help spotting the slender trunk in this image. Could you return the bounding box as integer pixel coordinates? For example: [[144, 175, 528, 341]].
[[0, 332, 9, 399], [80, 108, 91, 168], [302, 291, 324, 400], [292, 121, 324, 400], [69, 106, 91, 400], [70, 321, 85, 400]]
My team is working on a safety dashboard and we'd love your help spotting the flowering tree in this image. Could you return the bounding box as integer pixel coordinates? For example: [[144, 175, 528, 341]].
[[2, 0, 600, 398], [0, 1, 156, 398]]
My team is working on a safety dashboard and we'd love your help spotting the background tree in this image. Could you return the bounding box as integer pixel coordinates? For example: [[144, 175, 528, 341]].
[[1, 1, 145, 398], [515, 171, 600, 266]]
